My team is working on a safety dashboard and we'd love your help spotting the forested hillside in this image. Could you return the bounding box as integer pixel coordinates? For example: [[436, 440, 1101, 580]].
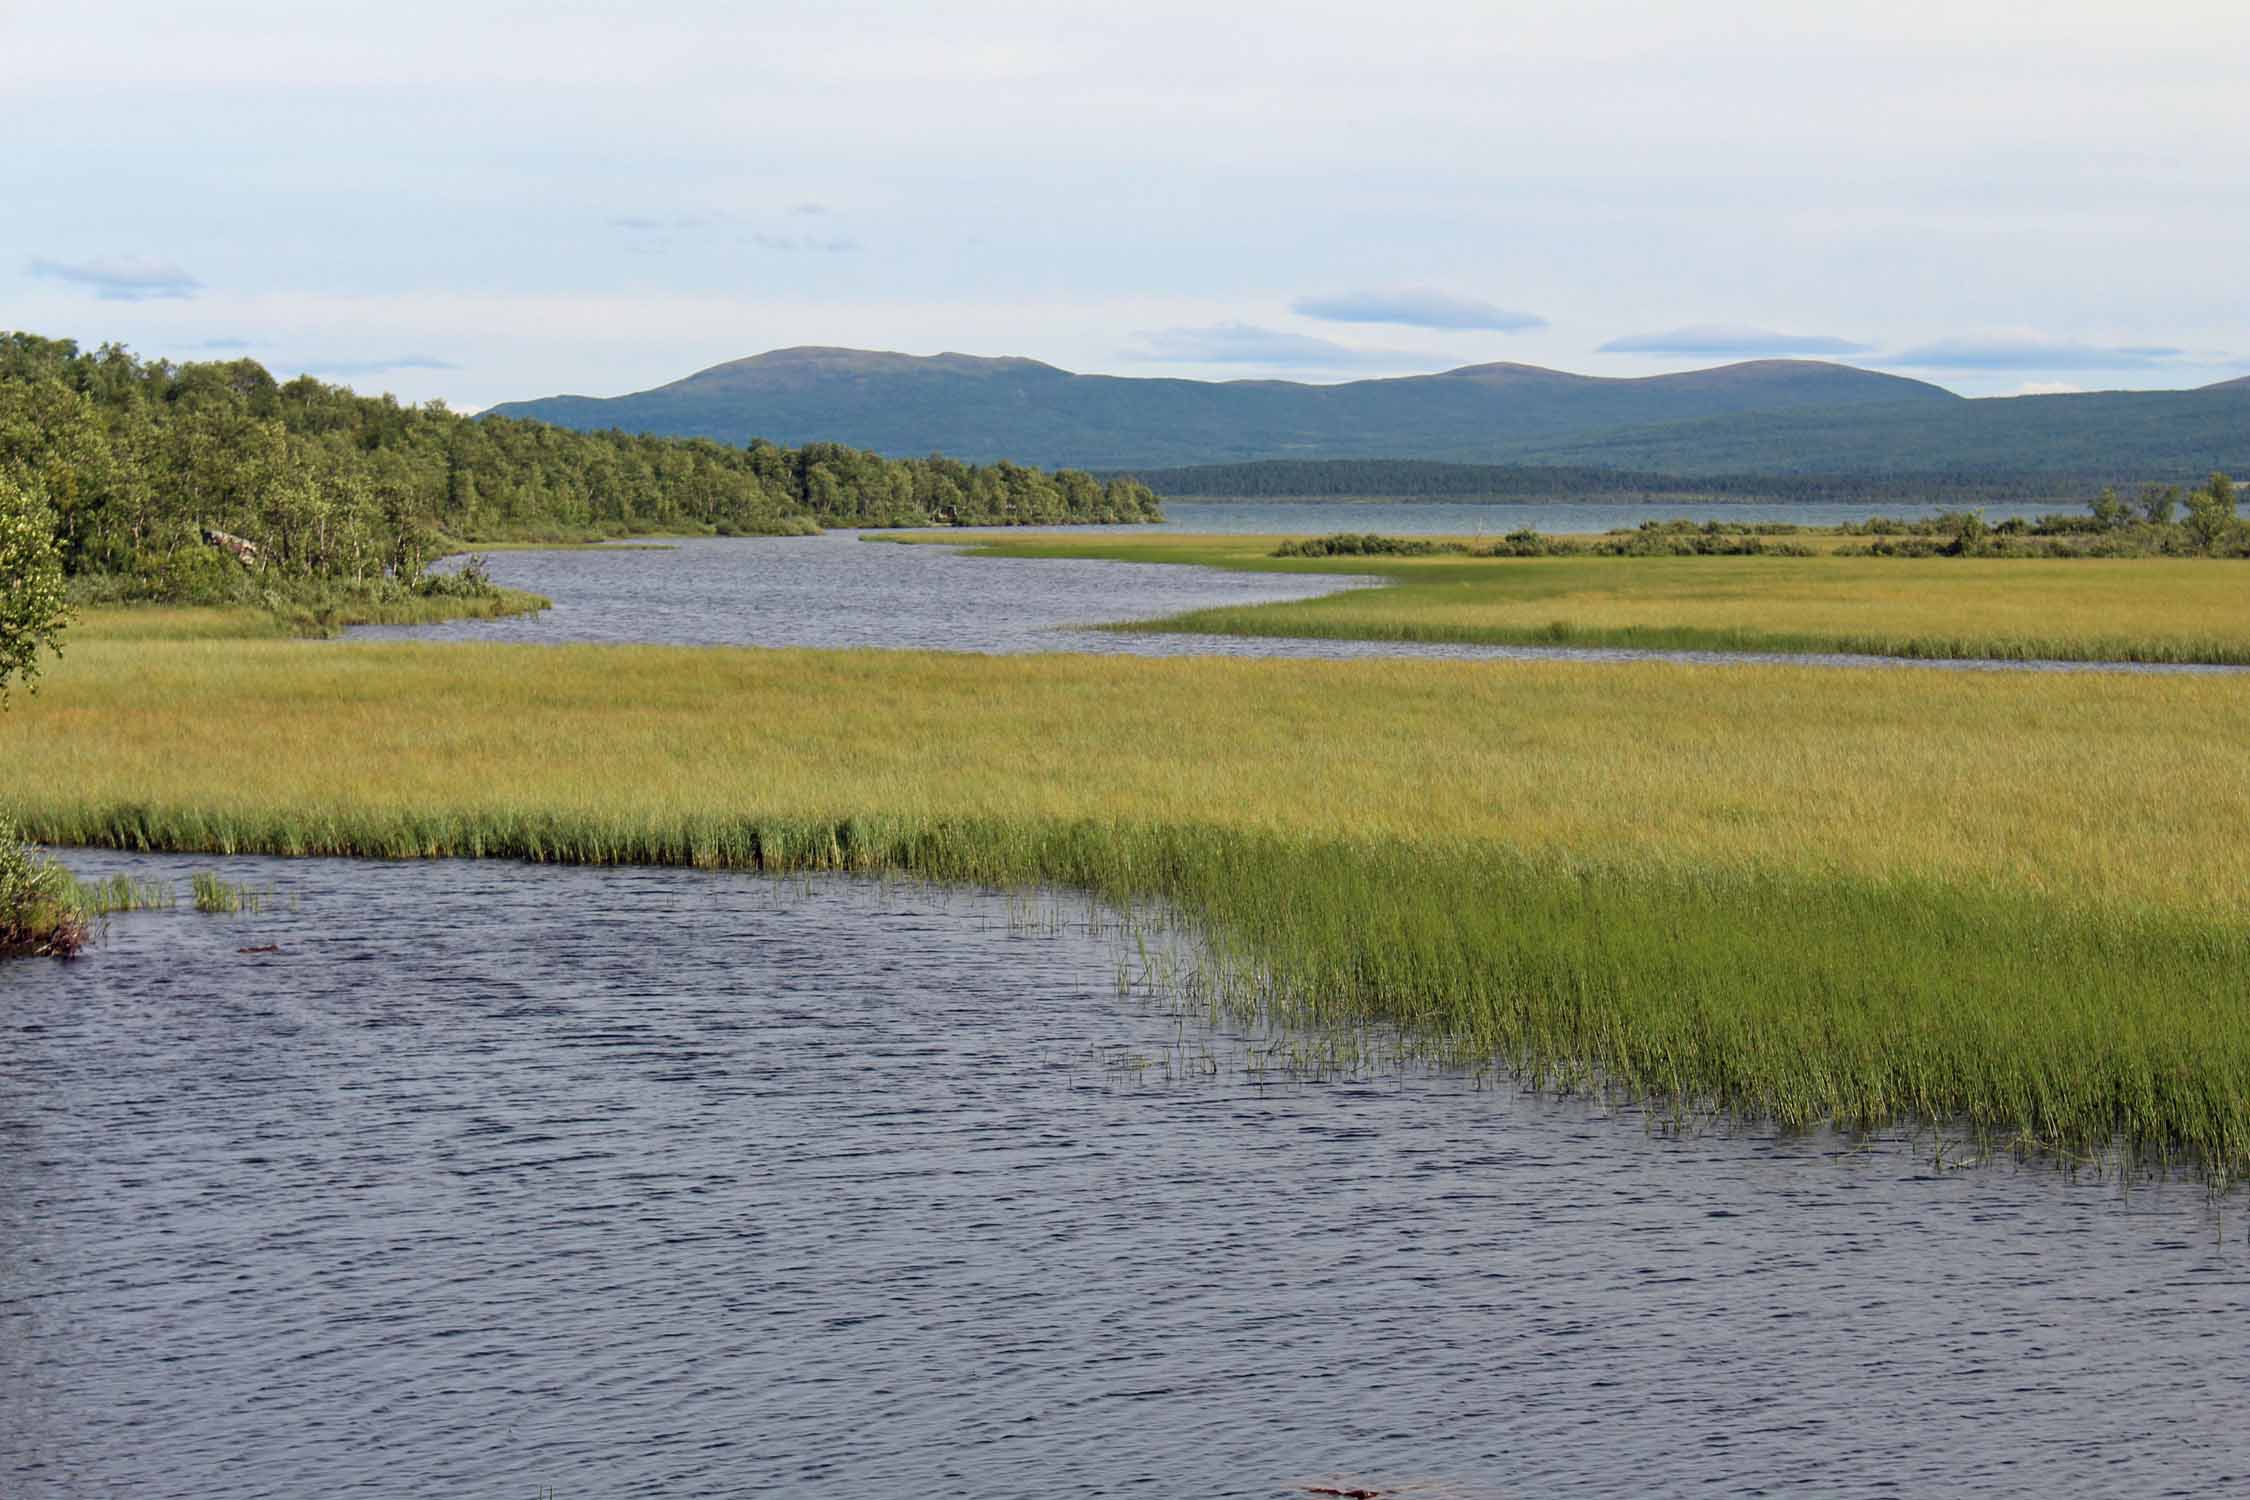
[[1123, 458, 2096, 505], [1489, 387, 2250, 480], [489, 346, 1954, 467], [0, 333, 1159, 596]]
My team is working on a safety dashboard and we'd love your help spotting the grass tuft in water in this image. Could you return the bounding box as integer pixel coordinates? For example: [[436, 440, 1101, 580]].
[[190, 871, 266, 914]]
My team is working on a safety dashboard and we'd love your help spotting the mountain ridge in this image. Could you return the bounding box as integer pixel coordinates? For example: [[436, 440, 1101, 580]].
[[489, 348, 1956, 469]]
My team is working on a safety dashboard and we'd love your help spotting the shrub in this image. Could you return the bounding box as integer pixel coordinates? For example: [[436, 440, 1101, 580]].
[[0, 819, 87, 958]]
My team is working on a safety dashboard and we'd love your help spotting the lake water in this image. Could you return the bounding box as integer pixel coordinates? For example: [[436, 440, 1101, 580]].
[[6, 851, 2247, 1498], [350, 520, 2236, 676]]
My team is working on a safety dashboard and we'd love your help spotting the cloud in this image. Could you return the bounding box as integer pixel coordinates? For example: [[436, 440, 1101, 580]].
[[611, 214, 713, 231], [29, 255, 201, 301], [294, 353, 461, 376], [1125, 321, 1436, 369], [2015, 380, 2085, 396], [751, 232, 857, 253], [196, 337, 254, 350], [1598, 324, 1871, 356], [1292, 287, 1544, 332], [789, 201, 829, 216], [1886, 336, 2183, 370]]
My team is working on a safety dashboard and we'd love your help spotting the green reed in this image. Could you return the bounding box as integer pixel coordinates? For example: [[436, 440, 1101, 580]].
[[190, 871, 266, 914], [18, 797, 2250, 1186]]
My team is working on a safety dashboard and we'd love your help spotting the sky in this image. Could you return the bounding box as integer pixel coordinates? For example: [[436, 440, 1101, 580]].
[[7, 0, 2248, 409]]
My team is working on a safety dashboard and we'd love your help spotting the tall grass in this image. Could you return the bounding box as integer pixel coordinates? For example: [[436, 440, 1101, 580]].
[[189, 870, 265, 914], [9, 630, 2250, 1177], [917, 532, 2250, 665]]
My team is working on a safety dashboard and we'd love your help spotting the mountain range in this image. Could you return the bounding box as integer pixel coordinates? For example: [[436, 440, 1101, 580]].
[[489, 347, 2250, 484]]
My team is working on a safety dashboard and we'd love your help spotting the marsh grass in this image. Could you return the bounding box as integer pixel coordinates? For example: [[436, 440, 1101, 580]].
[[70, 872, 177, 915], [66, 589, 551, 641], [9, 630, 2250, 1179], [913, 531, 2250, 665], [190, 871, 268, 914]]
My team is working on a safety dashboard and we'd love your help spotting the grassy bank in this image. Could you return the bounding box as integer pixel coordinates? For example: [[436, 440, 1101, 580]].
[[8, 623, 2250, 1178], [907, 532, 2250, 664], [67, 584, 550, 639]]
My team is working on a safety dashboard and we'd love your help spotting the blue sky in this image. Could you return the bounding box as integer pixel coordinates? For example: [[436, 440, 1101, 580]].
[[8, 0, 2246, 408]]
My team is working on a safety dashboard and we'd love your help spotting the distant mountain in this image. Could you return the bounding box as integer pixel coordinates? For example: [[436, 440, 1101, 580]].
[[1122, 458, 2101, 505], [1487, 387, 2250, 480], [487, 347, 1956, 469]]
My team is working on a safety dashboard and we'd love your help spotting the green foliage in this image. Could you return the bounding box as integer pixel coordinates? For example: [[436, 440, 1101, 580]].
[[2185, 471, 2240, 549], [0, 332, 1162, 612], [0, 818, 87, 957], [1274, 533, 1466, 557], [1273, 525, 1815, 562], [0, 473, 72, 706], [1835, 477, 2247, 559]]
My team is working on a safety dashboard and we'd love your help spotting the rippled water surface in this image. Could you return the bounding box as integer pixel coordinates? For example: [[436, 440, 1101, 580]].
[[349, 527, 2236, 675], [5, 852, 2248, 1498]]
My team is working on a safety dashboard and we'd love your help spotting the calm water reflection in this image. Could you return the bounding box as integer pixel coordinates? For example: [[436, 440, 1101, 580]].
[[4, 852, 2246, 1498]]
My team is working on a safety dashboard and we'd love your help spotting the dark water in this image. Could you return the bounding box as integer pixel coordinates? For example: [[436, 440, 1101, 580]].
[[6, 852, 2248, 1498], [349, 530, 2238, 676]]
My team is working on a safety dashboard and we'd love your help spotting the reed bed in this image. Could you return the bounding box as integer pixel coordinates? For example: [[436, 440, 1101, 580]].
[[8, 630, 2250, 1179], [918, 532, 2250, 665]]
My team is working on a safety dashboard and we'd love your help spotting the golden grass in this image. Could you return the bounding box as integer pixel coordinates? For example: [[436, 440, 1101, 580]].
[[10, 630, 2250, 920], [908, 532, 2250, 663]]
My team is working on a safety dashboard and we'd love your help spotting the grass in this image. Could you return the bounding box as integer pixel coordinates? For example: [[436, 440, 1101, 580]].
[[189, 870, 264, 914], [8, 618, 2250, 1180], [64, 589, 551, 642], [898, 531, 2250, 664]]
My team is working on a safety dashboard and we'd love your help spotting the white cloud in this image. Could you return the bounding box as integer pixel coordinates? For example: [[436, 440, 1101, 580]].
[[29, 255, 201, 301], [1293, 288, 1543, 332], [1123, 322, 1437, 369], [1599, 325, 1870, 356], [1887, 336, 2182, 370]]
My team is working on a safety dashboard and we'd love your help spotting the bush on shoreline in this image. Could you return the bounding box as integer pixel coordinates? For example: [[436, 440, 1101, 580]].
[[1273, 523, 1815, 560], [1838, 475, 2242, 557], [0, 821, 89, 959]]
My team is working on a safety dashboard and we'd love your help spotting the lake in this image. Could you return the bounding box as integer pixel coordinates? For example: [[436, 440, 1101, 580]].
[[5, 851, 2247, 1498]]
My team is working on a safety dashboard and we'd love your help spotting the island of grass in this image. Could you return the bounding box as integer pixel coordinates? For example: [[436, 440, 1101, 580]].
[[8, 607, 2250, 1182], [898, 478, 2250, 665]]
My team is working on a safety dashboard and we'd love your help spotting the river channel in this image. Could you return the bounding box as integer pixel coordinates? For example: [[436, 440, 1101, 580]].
[[4, 852, 2247, 1498], [349, 506, 2234, 676]]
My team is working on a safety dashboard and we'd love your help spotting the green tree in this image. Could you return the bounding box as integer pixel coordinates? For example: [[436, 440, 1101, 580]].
[[2185, 472, 2238, 551], [0, 475, 71, 707]]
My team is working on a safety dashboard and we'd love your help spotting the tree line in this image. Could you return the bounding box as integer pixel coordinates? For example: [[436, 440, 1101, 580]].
[[0, 332, 1161, 592]]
